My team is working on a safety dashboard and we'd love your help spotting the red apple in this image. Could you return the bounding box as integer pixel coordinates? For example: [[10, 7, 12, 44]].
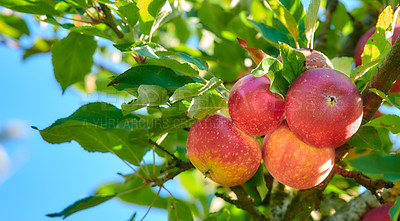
[[277, 48, 333, 70], [228, 74, 285, 136], [354, 23, 400, 67], [186, 113, 261, 186], [262, 121, 335, 189], [285, 68, 363, 148], [362, 204, 393, 221]]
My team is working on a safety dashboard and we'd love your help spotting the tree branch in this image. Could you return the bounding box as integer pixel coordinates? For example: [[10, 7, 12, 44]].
[[333, 166, 394, 191], [152, 160, 193, 187], [148, 139, 179, 160], [314, 0, 338, 51], [229, 185, 270, 221], [99, 3, 124, 39]]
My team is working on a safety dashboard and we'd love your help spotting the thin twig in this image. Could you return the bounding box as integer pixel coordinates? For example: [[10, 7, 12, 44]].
[[98, 3, 124, 39], [148, 139, 178, 160], [333, 166, 394, 190], [230, 186, 270, 221], [152, 160, 194, 187]]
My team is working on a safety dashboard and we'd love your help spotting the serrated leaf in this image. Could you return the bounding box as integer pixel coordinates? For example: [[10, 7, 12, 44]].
[[305, 0, 321, 48], [0, 0, 59, 16], [279, 42, 306, 83], [364, 114, 400, 134], [38, 102, 148, 166], [390, 197, 400, 221], [168, 198, 194, 221], [251, 57, 286, 97], [347, 126, 382, 151], [348, 152, 400, 182], [108, 65, 194, 92], [361, 6, 393, 65], [170, 77, 222, 103], [114, 42, 208, 75], [331, 57, 353, 77], [47, 194, 116, 218], [51, 32, 97, 92], [121, 85, 169, 115], [187, 93, 227, 119], [265, 0, 299, 47]]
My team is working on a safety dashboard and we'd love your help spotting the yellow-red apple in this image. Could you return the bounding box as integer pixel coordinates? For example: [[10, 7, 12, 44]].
[[228, 74, 285, 136], [186, 113, 261, 186], [362, 204, 393, 221], [262, 121, 335, 189], [285, 68, 363, 148]]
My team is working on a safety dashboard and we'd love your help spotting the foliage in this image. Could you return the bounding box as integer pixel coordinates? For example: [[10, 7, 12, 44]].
[[1, 0, 400, 220]]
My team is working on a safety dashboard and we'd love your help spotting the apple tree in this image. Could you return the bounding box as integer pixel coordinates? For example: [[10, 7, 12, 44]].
[[1, 0, 400, 220]]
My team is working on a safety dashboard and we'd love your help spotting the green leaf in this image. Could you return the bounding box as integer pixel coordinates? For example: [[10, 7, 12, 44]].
[[187, 93, 227, 119], [38, 102, 148, 166], [348, 152, 400, 182], [331, 57, 353, 78], [137, 0, 167, 35], [168, 198, 194, 221], [43, 16, 115, 40], [279, 42, 306, 83], [149, 0, 172, 39], [66, 0, 87, 8], [0, 14, 29, 39], [305, 0, 321, 48], [198, 0, 231, 37], [51, 32, 97, 92], [347, 126, 382, 151], [249, 20, 291, 48], [390, 197, 400, 221], [108, 65, 194, 92], [47, 194, 116, 218], [170, 77, 222, 103], [114, 42, 208, 75], [119, 3, 140, 27], [264, 0, 299, 47], [121, 85, 169, 115], [251, 57, 286, 97], [365, 114, 400, 134], [0, 0, 59, 16], [369, 88, 400, 109], [361, 6, 393, 65]]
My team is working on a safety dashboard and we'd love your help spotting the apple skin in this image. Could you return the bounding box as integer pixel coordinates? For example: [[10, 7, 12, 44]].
[[262, 121, 335, 189], [354, 23, 400, 67], [277, 48, 333, 70], [285, 68, 363, 148], [362, 204, 393, 221], [186, 113, 261, 187], [228, 74, 285, 136]]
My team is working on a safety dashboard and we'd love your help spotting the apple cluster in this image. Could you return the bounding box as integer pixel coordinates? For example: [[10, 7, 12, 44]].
[[186, 49, 363, 189]]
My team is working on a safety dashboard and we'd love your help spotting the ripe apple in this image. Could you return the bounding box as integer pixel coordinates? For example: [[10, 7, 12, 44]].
[[262, 121, 335, 189], [362, 204, 393, 221], [354, 23, 400, 67], [186, 113, 261, 186], [285, 68, 363, 149], [277, 48, 333, 70], [228, 74, 285, 136]]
